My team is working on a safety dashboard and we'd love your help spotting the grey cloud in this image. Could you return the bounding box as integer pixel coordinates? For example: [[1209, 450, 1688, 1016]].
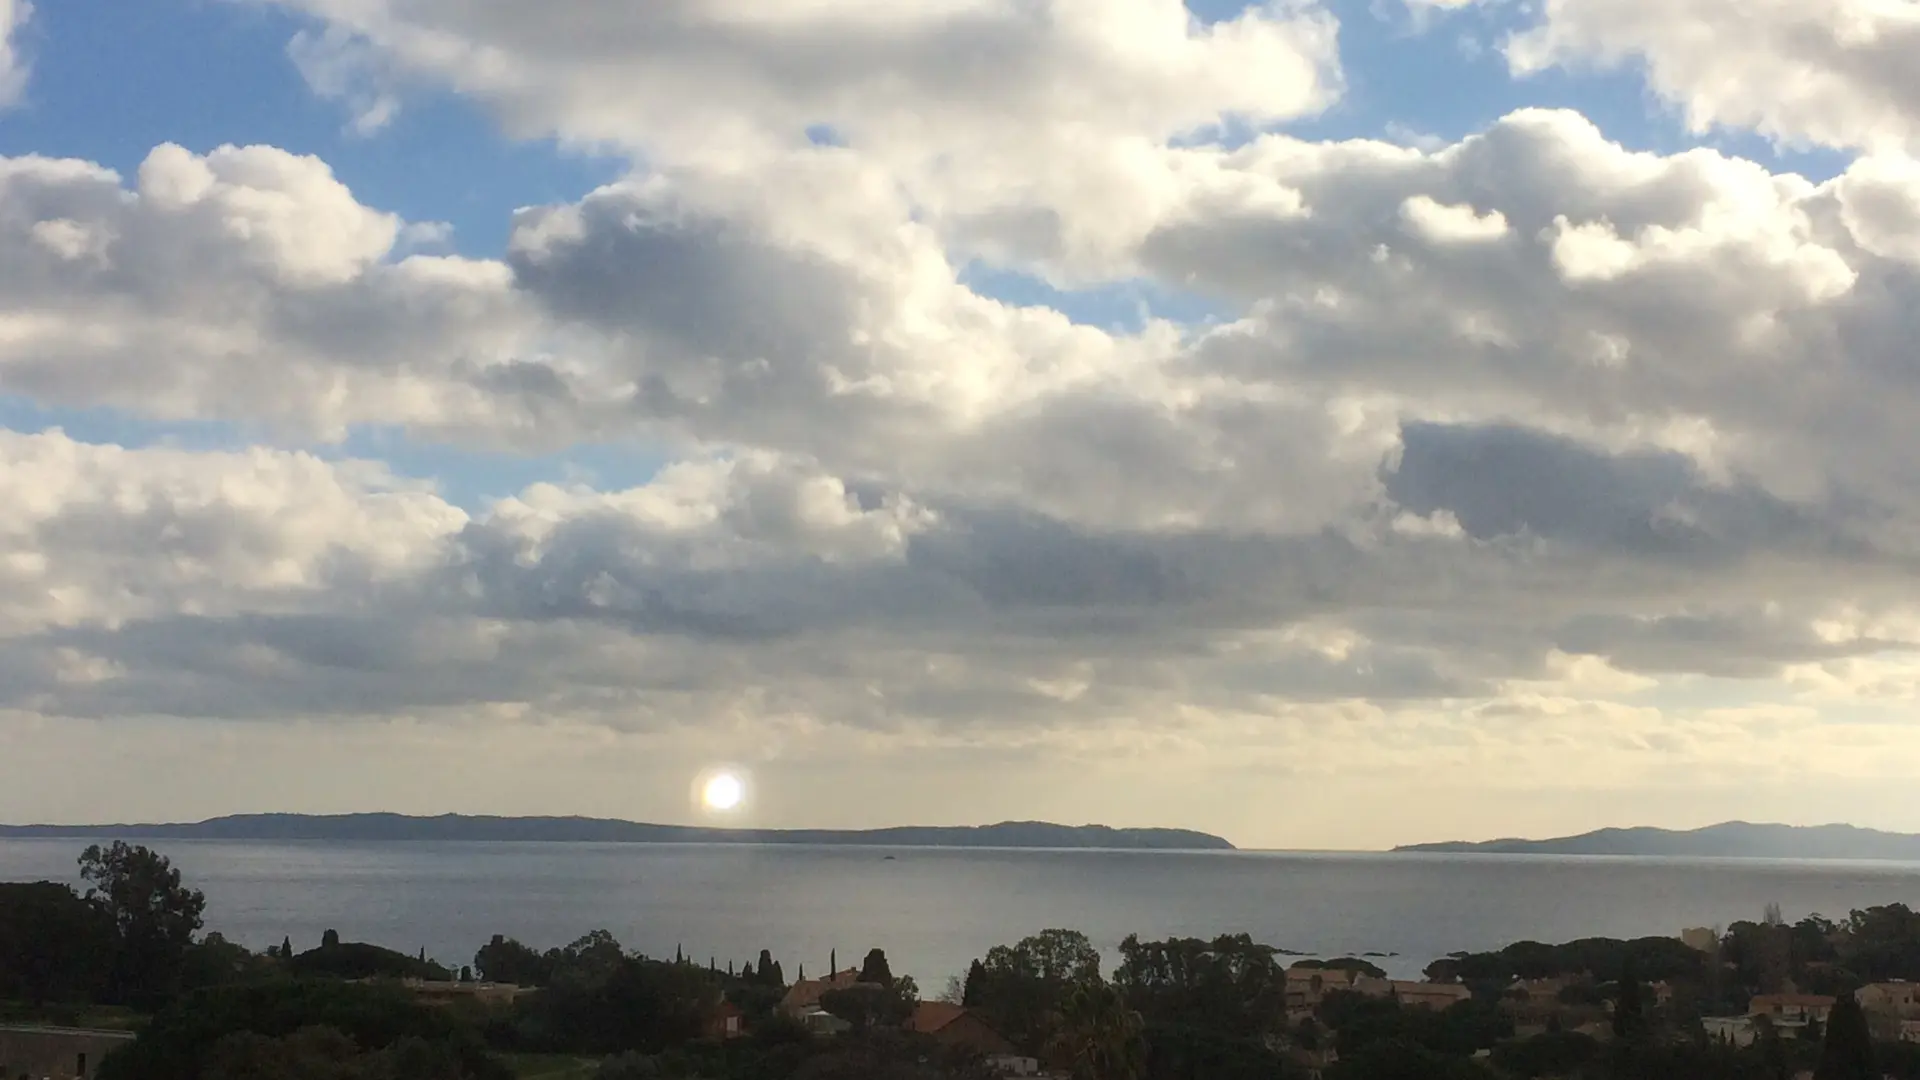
[[1385, 421, 1827, 559]]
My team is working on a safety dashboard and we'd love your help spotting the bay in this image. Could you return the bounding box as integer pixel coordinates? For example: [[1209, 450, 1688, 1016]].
[[6, 839, 1920, 986]]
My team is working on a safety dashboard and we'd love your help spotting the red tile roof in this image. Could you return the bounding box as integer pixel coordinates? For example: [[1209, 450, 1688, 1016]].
[[907, 1001, 969, 1034], [779, 969, 872, 1014]]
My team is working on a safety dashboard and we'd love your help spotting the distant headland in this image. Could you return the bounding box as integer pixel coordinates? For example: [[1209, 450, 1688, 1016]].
[[0, 812, 1236, 851], [1394, 820, 1920, 861]]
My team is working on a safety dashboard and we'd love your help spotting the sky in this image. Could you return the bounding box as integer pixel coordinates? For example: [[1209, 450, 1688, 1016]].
[[3, 0, 1920, 851]]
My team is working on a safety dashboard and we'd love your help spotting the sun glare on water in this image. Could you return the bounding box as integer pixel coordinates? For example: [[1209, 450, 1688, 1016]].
[[702, 772, 744, 812]]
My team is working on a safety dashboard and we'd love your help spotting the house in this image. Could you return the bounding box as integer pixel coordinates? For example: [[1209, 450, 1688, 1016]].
[[800, 1010, 853, 1036], [1390, 981, 1473, 1010], [1680, 928, 1719, 954], [1703, 1016, 1758, 1047], [704, 1000, 745, 1040], [906, 1002, 1016, 1056], [394, 978, 526, 1006], [1748, 994, 1836, 1038], [0, 1025, 136, 1080], [1506, 976, 1572, 1006], [1857, 981, 1920, 1020], [778, 969, 875, 1017], [1284, 965, 1389, 1018]]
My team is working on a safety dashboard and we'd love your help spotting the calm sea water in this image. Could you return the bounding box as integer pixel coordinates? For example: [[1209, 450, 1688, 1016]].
[[6, 840, 1920, 986]]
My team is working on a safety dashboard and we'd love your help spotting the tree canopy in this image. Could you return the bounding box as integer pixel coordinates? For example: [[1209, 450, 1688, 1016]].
[[79, 842, 208, 1008]]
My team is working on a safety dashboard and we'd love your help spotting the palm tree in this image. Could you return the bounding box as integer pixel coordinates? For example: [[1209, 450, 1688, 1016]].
[[1049, 979, 1146, 1080]]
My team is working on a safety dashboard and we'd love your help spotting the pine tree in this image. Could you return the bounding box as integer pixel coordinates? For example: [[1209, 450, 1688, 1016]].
[[1816, 994, 1875, 1080], [280, 935, 293, 960], [675, 944, 684, 965]]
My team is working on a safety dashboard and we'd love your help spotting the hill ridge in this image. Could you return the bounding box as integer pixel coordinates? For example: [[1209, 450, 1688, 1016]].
[[0, 812, 1235, 851], [1394, 821, 1920, 860]]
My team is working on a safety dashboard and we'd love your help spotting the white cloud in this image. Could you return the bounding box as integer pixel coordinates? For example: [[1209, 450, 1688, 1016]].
[[0, 0, 29, 109], [1837, 154, 1920, 263], [287, 27, 402, 136], [1502, 0, 1920, 153], [0, 145, 560, 442]]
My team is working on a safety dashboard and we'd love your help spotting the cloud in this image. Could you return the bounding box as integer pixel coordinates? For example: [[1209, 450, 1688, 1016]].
[[0, 145, 562, 442], [287, 27, 401, 136], [263, 0, 1340, 157], [21, 2, 1920, 838], [258, 0, 1339, 276], [0, 0, 28, 109], [1500, 0, 1920, 153]]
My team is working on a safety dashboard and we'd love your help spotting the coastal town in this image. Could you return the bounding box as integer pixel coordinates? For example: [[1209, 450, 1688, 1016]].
[[8, 843, 1920, 1079]]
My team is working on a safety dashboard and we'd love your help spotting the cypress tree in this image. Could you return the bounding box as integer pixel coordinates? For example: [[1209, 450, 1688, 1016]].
[[860, 948, 894, 988], [758, 949, 775, 983], [1612, 957, 1646, 1041], [770, 960, 785, 986], [280, 935, 293, 959], [962, 959, 987, 1007], [1816, 994, 1875, 1080]]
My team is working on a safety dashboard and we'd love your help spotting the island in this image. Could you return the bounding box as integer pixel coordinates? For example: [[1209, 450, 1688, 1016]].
[[0, 812, 1235, 850], [1394, 820, 1920, 860]]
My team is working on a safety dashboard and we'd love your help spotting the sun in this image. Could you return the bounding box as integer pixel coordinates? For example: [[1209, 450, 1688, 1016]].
[[702, 772, 744, 812]]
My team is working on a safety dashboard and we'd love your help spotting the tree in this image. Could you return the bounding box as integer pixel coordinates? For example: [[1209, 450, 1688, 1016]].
[[1025, 929, 1102, 984], [1816, 994, 1875, 1080], [822, 976, 918, 1031], [323, 929, 341, 949], [474, 934, 553, 987], [550, 930, 626, 987], [860, 948, 895, 988], [180, 932, 274, 992], [962, 960, 987, 1007], [79, 842, 207, 1008], [280, 936, 293, 961], [967, 930, 1105, 1049], [0, 881, 113, 1004], [1612, 957, 1646, 1041], [519, 956, 716, 1055], [96, 981, 510, 1080], [757, 949, 777, 983], [289, 939, 449, 981], [1049, 980, 1145, 1080]]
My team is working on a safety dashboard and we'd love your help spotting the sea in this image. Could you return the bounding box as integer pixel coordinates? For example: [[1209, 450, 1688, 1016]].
[[5, 839, 1920, 987]]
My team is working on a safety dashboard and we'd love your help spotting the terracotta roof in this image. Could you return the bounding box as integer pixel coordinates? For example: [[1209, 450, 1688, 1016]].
[[908, 1001, 970, 1034], [1392, 981, 1473, 1000], [1750, 994, 1836, 1010], [779, 969, 873, 1013]]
